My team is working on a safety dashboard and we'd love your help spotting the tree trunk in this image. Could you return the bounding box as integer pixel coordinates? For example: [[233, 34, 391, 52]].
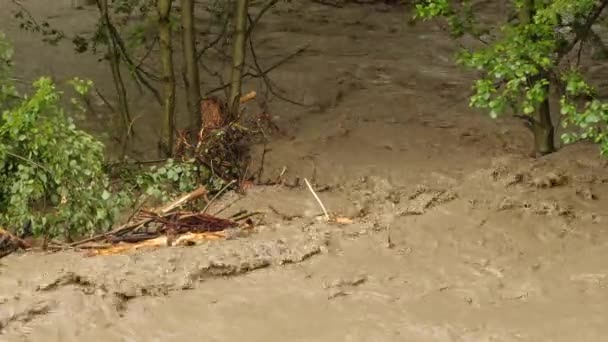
[[520, 0, 555, 156], [533, 81, 555, 155], [180, 0, 202, 138], [518, 0, 533, 24], [96, 0, 131, 158], [228, 0, 249, 118], [158, 0, 176, 157]]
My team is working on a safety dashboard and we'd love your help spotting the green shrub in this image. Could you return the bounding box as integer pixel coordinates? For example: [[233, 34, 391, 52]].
[[0, 33, 117, 239], [0, 32, 221, 240]]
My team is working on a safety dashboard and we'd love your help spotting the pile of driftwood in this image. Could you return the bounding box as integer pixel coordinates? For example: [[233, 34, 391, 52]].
[[70, 186, 256, 256], [0, 186, 255, 258], [0, 176, 358, 259]]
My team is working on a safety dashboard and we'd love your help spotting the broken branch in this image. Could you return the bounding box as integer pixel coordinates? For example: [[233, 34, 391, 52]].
[[304, 178, 330, 220]]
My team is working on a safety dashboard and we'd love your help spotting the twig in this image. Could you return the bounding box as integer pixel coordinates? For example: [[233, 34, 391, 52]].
[[239, 90, 257, 103], [105, 158, 167, 167], [199, 60, 228, 96], [10, 0, 66, 43], [126, 194, 152, 224], [557, 0, 608, 63], [126, 114, 144, 139], [196, 21, 230, 61], [135, 37, 159, 69], [277, 166, 287, 183], [232, 211, 263, 221], [202, 180, 237, 213], [251, 44, 310, 78], [94, 87, 116, 113], [386, 224, 394, 249], [74, 243, 114, 249], [228, 209, 248, 218], [246, 0, 280, 37], [212, 195, 243, 216], [304, 178, 330, 220], [268, 205, 302, 221], [238, 159, 251, 191], [5, 151, 51, 174], [256, 142, 268, 182], [132, 158, 168, 165], [156, 187, 208, 215], [10, 0, 41, 27]]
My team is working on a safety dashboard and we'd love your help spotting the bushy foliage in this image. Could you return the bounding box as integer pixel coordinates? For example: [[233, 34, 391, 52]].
[[118, 158, 216, 203], [0, 74, 117, 239], [0, 31, 225, 240], [0, 33, 18, 109], [415, 0, 608, 155]]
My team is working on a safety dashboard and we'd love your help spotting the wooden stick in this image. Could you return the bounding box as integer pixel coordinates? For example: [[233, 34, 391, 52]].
[[304, 178, 330, 220], [277, 166, 287, 183], [239, 90, 257, 103], [124, 194, 151, 224], [157, 186, 208, 214], [232, 211, 262, 221]]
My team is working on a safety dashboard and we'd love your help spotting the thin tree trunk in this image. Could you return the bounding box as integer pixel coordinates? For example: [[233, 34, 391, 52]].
[[180, 0, 202, 138], [520, 0, 555, 156], [158, 0, 176, 157], [518, 0, 532, 24], [96, 0, 131, 158], [533, 82, 555, 154], [228, 0, 249, 118]]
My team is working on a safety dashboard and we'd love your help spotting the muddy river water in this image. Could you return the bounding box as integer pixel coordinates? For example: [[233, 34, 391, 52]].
[[2, 1, 608, 341]]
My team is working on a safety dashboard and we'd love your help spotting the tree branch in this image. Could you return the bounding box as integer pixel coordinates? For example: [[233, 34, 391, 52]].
[[204, 44, 309, 100], [106, 21, 163, 104], [246, 0, 280, 37], [196, 20, 230, 61], [557, 0, 608, 63], [247, 29, 310, 107]]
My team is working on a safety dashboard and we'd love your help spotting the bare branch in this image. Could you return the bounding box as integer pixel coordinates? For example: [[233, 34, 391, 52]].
[[246, 0, 280, 37], [196, 20, 230, 61], [203, 44, 309, 101]]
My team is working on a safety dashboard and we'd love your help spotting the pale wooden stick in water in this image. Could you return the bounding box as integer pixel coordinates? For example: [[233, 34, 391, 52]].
[[386, 224, 394, 249], [239, 91, 257, 103], [304, 178, 330, 220]]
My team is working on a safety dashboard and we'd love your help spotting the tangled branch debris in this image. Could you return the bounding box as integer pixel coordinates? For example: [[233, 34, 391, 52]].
[[0, 186, 255, 259], [173, 91, 264, 183], [0, 228, 30, 258], [68, 186, 254, 256], [84, 208, 246, 256]]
